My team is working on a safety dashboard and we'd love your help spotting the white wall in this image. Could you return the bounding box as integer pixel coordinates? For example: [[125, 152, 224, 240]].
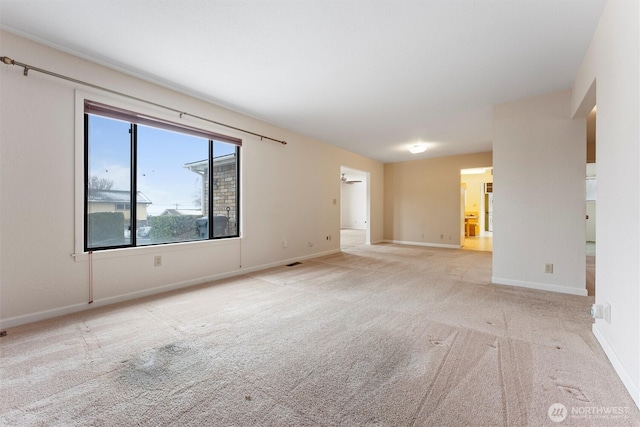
[[340, 182, 366, 229], [492, 89, 586, 296], [0, 32, 384, 328], [384, 152, 493, 248], [571, 0, 640, 408]]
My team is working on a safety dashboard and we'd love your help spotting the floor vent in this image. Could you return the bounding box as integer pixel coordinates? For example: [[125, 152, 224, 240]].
[[286, 262, 302, 267]]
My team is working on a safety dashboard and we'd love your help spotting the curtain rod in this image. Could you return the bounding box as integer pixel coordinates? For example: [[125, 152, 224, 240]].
[[0, 55, 287, 145]]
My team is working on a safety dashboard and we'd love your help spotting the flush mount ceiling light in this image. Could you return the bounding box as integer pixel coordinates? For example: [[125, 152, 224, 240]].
[[409, 143, 427, 154]]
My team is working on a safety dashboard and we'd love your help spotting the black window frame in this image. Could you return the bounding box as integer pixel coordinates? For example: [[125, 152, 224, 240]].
[[83, 100, 241, 252]]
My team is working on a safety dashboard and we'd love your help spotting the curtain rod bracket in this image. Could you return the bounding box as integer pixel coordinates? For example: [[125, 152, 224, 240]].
[[23, 67, 29, 76]]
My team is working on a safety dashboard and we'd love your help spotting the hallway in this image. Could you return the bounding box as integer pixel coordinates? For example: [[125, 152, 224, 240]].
[[340, 229, 366, 248], [462, 233, 493, 252]]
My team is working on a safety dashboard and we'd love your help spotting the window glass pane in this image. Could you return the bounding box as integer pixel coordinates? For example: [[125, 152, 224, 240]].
[[86, 115, 132, 249], [85, 100, 241, 251], [137, 125, 209, 245], [212, 141, 238, 238]]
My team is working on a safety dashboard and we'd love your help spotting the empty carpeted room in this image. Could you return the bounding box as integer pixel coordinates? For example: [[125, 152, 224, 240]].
[[1, 1, 639, 425]]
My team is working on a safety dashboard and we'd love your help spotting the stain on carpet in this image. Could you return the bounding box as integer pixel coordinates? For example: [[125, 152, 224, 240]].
[[557, 384, 590, 402], [122, 341, 194, 387]]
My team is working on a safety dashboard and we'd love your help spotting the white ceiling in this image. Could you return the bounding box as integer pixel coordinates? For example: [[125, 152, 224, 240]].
[[0, 0, 606, 163]]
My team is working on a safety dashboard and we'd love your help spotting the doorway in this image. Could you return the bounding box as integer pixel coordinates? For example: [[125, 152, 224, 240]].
[[340, 167, 369, 248], [586, 105, 596, 296], [461, 167, 493, 252]]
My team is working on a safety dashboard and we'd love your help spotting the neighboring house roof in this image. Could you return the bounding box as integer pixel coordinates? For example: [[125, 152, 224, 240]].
[[88, 189, 152, 205], [160, 209, 202, 216], [184, 154, 237, 174]]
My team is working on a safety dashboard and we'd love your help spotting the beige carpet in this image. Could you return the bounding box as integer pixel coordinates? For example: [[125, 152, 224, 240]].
[[1, 243, 638, 426]]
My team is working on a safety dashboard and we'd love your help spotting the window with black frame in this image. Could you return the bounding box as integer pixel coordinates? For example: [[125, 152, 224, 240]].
[[84, 100, 240, 251]]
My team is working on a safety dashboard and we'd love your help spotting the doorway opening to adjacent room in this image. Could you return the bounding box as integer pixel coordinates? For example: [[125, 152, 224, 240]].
[[340, 167, 369, 248], [586, 105, 597, 297], [461, 167, 493, 252]]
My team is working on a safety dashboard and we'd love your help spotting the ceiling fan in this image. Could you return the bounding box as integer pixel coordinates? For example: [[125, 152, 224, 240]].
[[341, 173, 362, 184]]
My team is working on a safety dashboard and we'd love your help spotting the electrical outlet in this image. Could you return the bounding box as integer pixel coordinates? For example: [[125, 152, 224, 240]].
[[283, 239, 288, 248], [308, 242, 313, 247], [154, 256, 162, 267], [545, 263, 553, 274]]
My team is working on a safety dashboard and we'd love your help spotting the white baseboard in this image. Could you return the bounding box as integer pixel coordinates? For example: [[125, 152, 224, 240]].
[[592, 323, 640, 410], [491, 276, 588, 296], [239, 249, 341, 275], [383, 239, 460, 249], [0, 248, 341, 330]]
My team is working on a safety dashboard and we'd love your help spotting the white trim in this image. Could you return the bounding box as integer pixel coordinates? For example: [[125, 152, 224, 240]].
[[74, 91, 86, 256], [492, 276, 588, 296], [0, 249, 340, 330], [592, 323, 640, 410], [72, 236, 240, 262], [365, 171, 372, 245], [383, 239, 460, 249]]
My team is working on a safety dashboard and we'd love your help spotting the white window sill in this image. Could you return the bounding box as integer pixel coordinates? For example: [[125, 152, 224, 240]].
[[72, 236, 241, 262]]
